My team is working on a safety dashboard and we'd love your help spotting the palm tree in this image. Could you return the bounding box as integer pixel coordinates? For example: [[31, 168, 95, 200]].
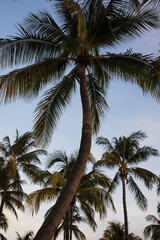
[[96, 131, 159, 240], [26, 150, 114, 240], [0, 1, 160, 239], [52, 207, 86, 240], [144, 202, 160, 240], [16, 231, 34, 240], [99, 221, 142, 240], [0, 130, 46, 220], [0, 176, 27, 220]]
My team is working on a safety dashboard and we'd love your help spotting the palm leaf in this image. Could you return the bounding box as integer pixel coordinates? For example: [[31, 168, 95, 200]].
[[127, 175, 147, 210], [86, 74, 108, 134], [0, 59, 69, 104], [33, 69, 76, 147], [130, 167, 159, 189]]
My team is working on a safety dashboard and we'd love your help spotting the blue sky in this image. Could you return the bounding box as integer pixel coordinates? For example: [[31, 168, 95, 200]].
[[0, 0, 160, 239]]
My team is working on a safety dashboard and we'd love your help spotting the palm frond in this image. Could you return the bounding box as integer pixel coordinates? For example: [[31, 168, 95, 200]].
[[46, 150, 69, 170], [26, 187, 58, 215], [100, 50, 160, 100], [0, 58, 69, 104], [72, 224, 86, 240], [86, 74, 108, 134], [130, 167, 159, 189], [127, 175, 147, 210], [110, 4, 160, 45], [33, 70, 76, 147]]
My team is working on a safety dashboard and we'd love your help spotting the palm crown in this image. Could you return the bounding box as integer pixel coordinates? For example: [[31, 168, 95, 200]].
[[0, 131, 46, 220], [96, 130, 159, 240]]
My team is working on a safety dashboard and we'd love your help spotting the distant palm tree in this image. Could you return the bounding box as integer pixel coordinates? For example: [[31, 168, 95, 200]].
[[144, 202, 160, 240], [1, 1, 160, 239], [0, 130, 46, 220], [27, 150, 114, 240], [0, 177, 26, 219], [16, 231, 34, 240], [96, 131, 159, 240], [52, 207, 86, 240], [99, 221, 142, 240]]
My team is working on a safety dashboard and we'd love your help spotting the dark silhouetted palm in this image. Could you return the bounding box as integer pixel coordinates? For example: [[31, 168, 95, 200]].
[[27, 150, 114, 240], [144, 202, 160, 240], [0, 131, 46, 220], [96, 131, 159, 240], [0, 1, 160, 239], [53, 207, 86, 240], [99, 221, 142, 240]]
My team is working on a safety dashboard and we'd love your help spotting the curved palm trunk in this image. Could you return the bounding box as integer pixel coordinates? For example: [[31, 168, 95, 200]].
[[34, 65, 92, 240], [122, 177, 129, 240], [0, 170, 11, 220]]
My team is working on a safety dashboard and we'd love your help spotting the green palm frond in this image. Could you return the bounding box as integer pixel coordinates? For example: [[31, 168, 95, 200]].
[[108, 172, 120, 194], [0, 59, 69, 104], [72, 224, 86, 240], [50, 172, 66, 188], [26, 187, 58, 215], [98, 50, 160, 99], [110, 4, 160, 44], [79, 201, 97, 231], [23, 10, 74, 48], [0, 23, 67, 67], [96, 153, 120, 169], [33, 71, 76, 147], [128, 146, 159, 165], [127, 175, 147, 210], [96, 136, 116, 152], [130, 167, 159, 189], [86, 74, 108, 134], [46, 150, 69, 170]]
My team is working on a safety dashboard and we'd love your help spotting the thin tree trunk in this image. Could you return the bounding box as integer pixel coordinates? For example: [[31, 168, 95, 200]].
[[34, 65, 92, 240], [69, 199, 75, 240], [0, 170, 11, 220], [66, 208, 71, 240], [122, 177, 129, 240]]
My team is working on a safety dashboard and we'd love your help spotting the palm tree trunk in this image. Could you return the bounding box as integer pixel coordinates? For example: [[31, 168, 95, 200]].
[[69, 199, 75, 240], [0, 170, 11, 220], [122, 177, 129, 240], [33, 65, 92, 240], [66, 208, 70, 240]]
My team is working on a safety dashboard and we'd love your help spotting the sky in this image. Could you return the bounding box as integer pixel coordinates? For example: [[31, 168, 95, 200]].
[[0, 0, 160, 239]]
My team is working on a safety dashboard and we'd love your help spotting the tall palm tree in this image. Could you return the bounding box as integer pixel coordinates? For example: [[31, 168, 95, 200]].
[[26, 150, 114, 240], [0, 1, 160, 239], [0, 130, 46, 220], [16, 231, 34, 240], [144, 202, 160, 240], [96, 131, 159, 240], [99, 221, 142, 240]]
